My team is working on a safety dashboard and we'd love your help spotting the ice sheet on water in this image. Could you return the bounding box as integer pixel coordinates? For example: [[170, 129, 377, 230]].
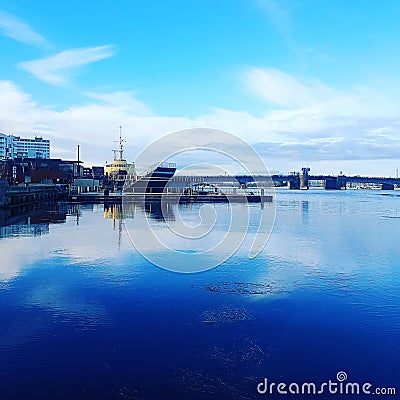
[[204, 282, 289, 295]]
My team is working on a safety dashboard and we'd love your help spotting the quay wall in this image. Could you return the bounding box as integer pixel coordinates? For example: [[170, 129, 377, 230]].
[[0, 181, 62, 208]]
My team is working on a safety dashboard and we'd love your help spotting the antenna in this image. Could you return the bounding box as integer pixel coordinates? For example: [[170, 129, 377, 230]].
[[114, 125, 125, 160]]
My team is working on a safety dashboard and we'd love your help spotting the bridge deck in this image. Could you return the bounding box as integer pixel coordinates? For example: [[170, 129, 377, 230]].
[[172, 175, 400, 185]]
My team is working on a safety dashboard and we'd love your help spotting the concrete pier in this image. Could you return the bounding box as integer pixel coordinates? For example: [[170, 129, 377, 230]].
[[289, 179, 300, 190], [300, 167, 310, 190], [381, 183, 395, 190], [324, 177, 347, 190]]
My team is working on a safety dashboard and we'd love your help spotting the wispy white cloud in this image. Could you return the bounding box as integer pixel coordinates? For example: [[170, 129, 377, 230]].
[[0, 9, 48, 47], [254, 0, 291, 35], [86, 91, 152, 116], [244, 66, 337, 108], [18, 45, 116, 85], [253, 0, 307, 68], [0, 80, 51, 133], [244, 66, 400, 117]]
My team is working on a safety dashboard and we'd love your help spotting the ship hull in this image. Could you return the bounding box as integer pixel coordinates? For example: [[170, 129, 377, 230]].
[[124, 166, 176, 194]]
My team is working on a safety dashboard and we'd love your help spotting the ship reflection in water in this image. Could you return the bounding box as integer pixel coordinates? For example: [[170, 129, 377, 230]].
[[103, 202, 176, 248], [104, 202, 176, 222]]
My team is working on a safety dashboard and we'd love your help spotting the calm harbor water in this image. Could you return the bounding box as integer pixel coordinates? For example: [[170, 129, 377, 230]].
[[0, 189, 399, 399]]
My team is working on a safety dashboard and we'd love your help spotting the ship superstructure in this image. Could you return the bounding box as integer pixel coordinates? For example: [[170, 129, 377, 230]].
[[105, 127, 136, 191]]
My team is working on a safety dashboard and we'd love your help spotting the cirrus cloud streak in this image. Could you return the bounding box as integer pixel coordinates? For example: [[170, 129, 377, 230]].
[[18, 45, 116, 85], [0, 9, 48, 47]]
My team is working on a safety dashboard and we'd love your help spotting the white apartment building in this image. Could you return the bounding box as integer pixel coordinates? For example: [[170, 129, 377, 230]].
[[0, 133, 50, 160], [0, 133, 16, 160]]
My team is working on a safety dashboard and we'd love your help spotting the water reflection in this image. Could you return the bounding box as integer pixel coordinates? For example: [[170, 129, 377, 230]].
[[0, 190, 399, 399], [104, 201, 176, 222], [144, 201, 175, 221], [0, 201, 176, 243], [0, 203, 121, 281], [0, 202, 68, 238], [0, 200, 181, 281], [301, 200, 309, 215]]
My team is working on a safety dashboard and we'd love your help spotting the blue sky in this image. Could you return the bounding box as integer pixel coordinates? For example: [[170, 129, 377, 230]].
[[0, 0, 399, 175]]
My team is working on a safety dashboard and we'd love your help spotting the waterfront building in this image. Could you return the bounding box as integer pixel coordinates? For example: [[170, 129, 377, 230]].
[[73, 178, 101, 193], [0, 133, 16, 160], [14, 136, 50, 159], [0, 133, 50, 160], [82, 166, 105, 180], [0, 158, 82, 185]]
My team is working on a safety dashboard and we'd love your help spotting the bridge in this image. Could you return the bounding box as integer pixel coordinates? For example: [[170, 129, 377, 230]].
[[170, 167, 400, 191]]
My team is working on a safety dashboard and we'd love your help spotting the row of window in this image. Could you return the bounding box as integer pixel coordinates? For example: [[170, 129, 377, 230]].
[[0, 134, 50, 161]]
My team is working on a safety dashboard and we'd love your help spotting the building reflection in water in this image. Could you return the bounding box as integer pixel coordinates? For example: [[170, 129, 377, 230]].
[[0, 200, 177, 240], [0, 202, 70, 239]]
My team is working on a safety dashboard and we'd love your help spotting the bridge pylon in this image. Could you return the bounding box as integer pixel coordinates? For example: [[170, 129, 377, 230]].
[[300, 167, 310, 190]]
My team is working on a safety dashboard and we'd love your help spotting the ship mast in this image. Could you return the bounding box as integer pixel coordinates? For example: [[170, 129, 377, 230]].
[[118, 125, 125, 161]]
